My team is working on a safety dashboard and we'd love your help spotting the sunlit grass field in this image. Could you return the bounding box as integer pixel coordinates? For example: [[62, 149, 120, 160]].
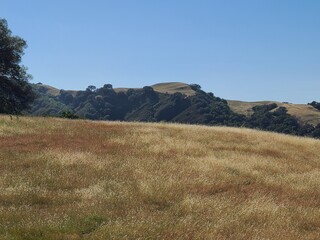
[[0, 115, 319, 239]]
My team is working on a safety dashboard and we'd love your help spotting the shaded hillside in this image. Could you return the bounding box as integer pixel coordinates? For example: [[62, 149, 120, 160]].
[[0, 116, 319, 239]]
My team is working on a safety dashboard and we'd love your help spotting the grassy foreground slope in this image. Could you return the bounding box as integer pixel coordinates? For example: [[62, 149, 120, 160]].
[[0, 116, 319, 239]]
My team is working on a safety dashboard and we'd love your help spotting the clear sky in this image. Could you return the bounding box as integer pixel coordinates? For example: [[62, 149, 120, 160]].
[[1, 0, 319, 103]]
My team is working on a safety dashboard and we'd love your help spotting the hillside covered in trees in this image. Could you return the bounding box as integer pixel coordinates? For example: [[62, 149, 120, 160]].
[[29, 83, 320, 138]]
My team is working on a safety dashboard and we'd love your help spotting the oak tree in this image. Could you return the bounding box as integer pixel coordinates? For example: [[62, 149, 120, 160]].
[[0, 19, 35, 114]]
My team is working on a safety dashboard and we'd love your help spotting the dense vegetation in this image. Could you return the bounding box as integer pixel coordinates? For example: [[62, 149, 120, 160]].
[[0, 19, 35, 114], [30, 83, 245, 125], [29, 83, 320, 138], [308, 101, 320, 111]]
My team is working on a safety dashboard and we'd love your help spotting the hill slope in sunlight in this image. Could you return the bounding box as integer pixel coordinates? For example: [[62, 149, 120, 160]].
[[1, 116, 319, 239], [114, 82, 195, 96], [150, 82, 195, 96], [228, 100, 320, 126]]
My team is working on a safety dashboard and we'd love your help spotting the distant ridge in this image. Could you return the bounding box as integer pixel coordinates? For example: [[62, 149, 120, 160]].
[[32, 82, 320, 126]]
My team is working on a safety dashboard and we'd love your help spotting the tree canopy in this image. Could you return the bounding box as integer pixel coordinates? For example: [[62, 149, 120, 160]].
[[0, 18, 34, 114]]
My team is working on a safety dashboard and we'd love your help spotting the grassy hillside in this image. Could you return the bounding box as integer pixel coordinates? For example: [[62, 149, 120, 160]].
[[0, 116, 319, 239], [228, 100, 320, 126], [151, 82, 195, 96]]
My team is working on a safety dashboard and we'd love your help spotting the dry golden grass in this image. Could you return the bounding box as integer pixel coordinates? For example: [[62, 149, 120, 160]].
[[114, 82, 195, 96], [228, 100, 320, 126], [0, 115, 319, 239], [151, 82, 195, 96]]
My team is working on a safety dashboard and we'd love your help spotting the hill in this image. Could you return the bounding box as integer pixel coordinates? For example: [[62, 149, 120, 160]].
[[228, 100, 320, 126], [32, 82, 320, 127], [0, 116, 319, 239], [29, 82, 244, 125], [28, 82, 320, 138]]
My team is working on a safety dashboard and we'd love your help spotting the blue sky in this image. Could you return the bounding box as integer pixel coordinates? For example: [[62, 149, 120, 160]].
[[1, 0, 320, 103]]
